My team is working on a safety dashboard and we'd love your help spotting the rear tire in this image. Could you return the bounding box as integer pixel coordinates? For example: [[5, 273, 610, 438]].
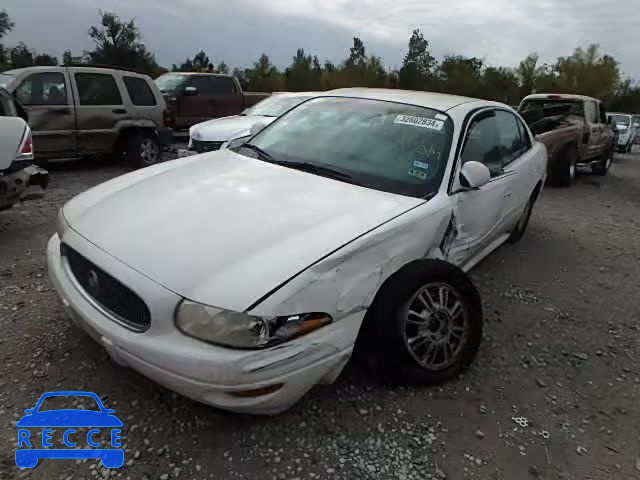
[[548, 145, 577, 187], [125, 132, 161, 169], [592, 146, 613, 176], [356, 260, 483, 385]]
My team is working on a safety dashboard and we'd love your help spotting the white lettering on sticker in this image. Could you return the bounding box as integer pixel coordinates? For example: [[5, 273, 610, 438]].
[[434, 113, 448, 121], [394, 114, 444, 131], [412, 160, 430, 169]]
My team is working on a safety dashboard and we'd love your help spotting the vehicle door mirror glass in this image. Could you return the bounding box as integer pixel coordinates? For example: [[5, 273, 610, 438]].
[[249, 121, 268, 136], [24, 408, 34, 414], [460, 161, 491, 189], [183, 86, 198, 96]]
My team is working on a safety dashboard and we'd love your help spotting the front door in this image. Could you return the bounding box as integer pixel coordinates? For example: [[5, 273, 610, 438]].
[[70, 69, 125, 155], [446, 109, 512, 268], [13, 70, 76, 157]]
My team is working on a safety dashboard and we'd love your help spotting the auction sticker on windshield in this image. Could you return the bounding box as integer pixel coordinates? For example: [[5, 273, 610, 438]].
[[15, 391, 124, 469], [394, 114, 444, 131]]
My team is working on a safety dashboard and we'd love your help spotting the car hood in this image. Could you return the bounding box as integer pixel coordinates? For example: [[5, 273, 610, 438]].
[[64, 151, 423, 311], [16, 410, 123, 427], [190, 115, 275, 142]]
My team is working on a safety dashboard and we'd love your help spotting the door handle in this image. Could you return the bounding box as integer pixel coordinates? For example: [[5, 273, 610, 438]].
[[112, 108, 127, 114]]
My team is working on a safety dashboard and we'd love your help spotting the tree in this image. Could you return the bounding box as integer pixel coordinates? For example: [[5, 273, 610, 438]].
[[516, 53, 543, 96], [243, 54, 284, 92], [347, 37, 366, 67], [398, 29, 435, 90], [62, 50, 85, 66], [34, 53, 58, 66], [216, 61, 229, 74], [0, 10, 14, 39], [553, 45, 620, 100], [86, 10, 160, 75], [9, 42, 34, 68], [437, 55, 484, 97], [481, 66, 519, 104], [284, 48, 321, 91]]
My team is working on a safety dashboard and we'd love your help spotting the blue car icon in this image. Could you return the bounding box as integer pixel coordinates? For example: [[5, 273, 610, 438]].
[[15, 391, 123, 468]]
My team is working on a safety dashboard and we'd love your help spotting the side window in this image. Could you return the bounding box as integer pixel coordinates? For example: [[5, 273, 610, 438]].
[[584, 101, 597, 124], [123, 76, 157, 106], [209, 77, 236, 94], [15, 72, 68, 106], [461, 111, 502, 177], [75, 73, 123, 106]]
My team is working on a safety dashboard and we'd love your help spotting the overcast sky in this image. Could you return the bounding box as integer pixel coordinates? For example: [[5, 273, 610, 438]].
[[4, 0, 640, 78]]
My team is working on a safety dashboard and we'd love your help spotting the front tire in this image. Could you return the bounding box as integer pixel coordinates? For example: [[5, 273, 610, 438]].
[[125, 132, 161, 169], [592, 146, 613, 176], [548, 145, 577, 187], [356, 260, 483, 385]]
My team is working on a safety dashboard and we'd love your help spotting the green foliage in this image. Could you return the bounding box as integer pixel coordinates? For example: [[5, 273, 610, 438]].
[[173, 50, 214, 72], [86, 10, 160, 75], [242, 54, 284, 92], [284, 49, 321, 91], [399, 29, 435, 90]]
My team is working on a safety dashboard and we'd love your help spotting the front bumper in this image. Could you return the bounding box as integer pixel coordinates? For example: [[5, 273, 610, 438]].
[[47, 232, 358, 414], [0, 165, 49, 210]]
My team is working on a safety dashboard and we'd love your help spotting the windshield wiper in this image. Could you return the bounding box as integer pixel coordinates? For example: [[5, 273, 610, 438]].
[[239, 143, 278, 164], [277, 161, 363, 186]]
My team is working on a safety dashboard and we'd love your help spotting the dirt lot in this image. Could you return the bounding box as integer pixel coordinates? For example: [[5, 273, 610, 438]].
[[1, 150, 639, 480]]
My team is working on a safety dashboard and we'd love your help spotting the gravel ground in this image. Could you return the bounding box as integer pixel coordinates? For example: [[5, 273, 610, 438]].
[[1, 149, 639, 480]]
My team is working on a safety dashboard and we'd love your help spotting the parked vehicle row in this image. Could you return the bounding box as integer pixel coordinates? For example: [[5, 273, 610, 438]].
[[0, 87, 49, 211], [48, 88, 548, 414], [0, 66, 173, 168]]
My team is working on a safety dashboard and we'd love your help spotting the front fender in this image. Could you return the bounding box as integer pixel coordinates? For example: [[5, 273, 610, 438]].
[[248, 195, 453, 319]]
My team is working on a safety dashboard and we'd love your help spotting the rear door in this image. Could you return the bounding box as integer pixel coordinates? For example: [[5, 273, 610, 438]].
[[13, 69, 76, 156], [70, 68, 125, 154]]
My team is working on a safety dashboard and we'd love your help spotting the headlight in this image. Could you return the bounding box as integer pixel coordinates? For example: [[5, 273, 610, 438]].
[[175, 300, 332, 348], [56, 208, 69, 237], [225, 135, 251, 150]]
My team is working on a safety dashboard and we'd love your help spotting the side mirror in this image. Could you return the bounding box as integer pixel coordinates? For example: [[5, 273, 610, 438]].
[[24, 409, 34, 414], [459, 161, 491, 189], [182, 86, 198, 96], [634, 123, 640, 128], [249, 121, 268, 136], [104, 409, 115, 414]]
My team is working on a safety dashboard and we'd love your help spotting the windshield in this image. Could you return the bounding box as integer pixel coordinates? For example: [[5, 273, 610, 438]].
[[237, 97, 454, 198], [0, 73, 15, 89], [37, 395, 101, 412], [609, 114, 630, 127], [154, 74, 187, 93], [244, 95, 313, 117]]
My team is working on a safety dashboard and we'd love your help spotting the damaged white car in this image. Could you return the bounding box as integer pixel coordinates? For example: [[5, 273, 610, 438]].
[[48, 88, 547, 414], [0, 88, 49, 211]]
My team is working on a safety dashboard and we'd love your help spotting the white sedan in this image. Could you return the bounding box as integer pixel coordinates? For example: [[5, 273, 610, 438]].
[[180, 91, 321, 156], [48, 88, 547, 414]]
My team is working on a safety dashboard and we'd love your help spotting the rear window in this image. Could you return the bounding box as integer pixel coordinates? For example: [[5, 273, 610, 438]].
[[0, 73, 14, 89], [154, 73, 186, 94], [519, 99, 584, 118], [75, 73, 123, 106], [123, 76, 156, 106], [190, 76, 236, 94]]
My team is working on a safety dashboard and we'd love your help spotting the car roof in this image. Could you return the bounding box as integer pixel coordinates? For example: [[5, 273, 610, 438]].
[[321, 88, 487, 111], [165, 72, 235, 78], [270, 91, 323, 98], [523, 93, 599, 102]]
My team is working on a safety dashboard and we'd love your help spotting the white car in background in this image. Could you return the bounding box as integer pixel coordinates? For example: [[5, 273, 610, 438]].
[[179, 91, 321, 156], [607, 112, 637, 153], [49, 88, 547, 414]]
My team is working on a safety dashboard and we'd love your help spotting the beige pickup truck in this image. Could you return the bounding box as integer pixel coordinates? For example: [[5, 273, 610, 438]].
[[518, 94, 614, 187]]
